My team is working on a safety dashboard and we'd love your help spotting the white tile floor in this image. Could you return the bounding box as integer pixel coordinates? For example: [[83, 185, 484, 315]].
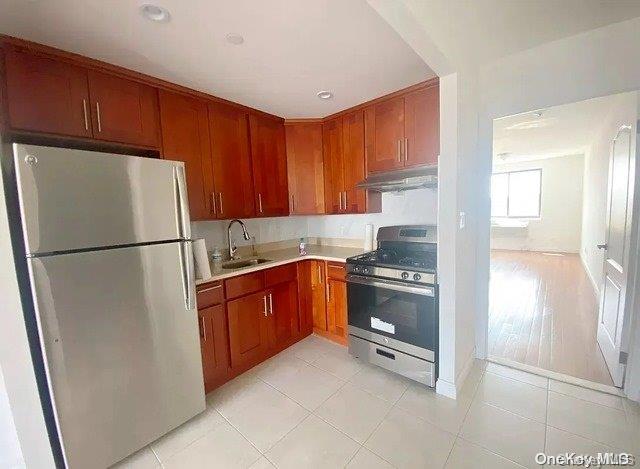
[[112, 335, 640, 469]]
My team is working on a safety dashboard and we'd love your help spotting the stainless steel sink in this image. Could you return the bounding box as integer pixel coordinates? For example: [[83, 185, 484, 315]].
[[222, 258, 271, 269]]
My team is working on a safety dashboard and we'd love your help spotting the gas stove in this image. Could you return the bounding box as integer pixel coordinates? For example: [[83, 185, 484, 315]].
[[346, 225, 437, 285], [346, 225, 439, 387]]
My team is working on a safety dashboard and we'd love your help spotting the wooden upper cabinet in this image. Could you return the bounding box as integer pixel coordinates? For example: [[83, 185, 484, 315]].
[[3, 48, 92, 138], [249, 114, 289, 217], [370, 95, 405, 173], [342, 111, 366, 214], [208, 102, 255, 219], [322, 117, 344, 214], [159, 90, 213, 220], [404, 85, 439, 167], [285, 122, 325, 215], [86, 70, 160, 147]]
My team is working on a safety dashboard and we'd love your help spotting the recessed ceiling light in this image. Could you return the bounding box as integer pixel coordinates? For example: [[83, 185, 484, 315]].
[[317, 91, 333, 100], [140, 4, 171, 23], [225, 33, 244, 45]]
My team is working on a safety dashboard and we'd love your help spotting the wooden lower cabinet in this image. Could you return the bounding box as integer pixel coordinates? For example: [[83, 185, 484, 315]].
[[227, 290, 271, 372], [326, 278, 348, 344], [268, 280, 299, 349], [198, 304, 230, 393]]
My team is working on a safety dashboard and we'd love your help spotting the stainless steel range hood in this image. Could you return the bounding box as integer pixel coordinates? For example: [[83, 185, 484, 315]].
[[356, 165, 438, 192]]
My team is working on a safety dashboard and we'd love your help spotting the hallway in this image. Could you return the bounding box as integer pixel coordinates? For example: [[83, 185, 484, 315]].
[[488, 250, 613, 386]]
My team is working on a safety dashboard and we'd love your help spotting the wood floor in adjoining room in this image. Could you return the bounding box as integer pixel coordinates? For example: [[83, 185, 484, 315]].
[[488, 250, 613, 386]]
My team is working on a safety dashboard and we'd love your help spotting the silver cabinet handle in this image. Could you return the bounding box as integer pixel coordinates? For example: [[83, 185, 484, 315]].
[[404, 138, 408, 162], [397, 139, 401, 162], [258, 193, 263, 213], [317, 264, 322, 284], [338, 193, 342, 211], [199, 317, 206, 342], [263, 295, 268, 317], [269, 293, 273, 316], [96, 102, 102, 132], [343, 192, 348, 211], [327, 283, 332, 301], [291, 195, 295, 213], [210, 192, 217, 215], [82, 99, 89, 131], [218, 193, 224, 215]]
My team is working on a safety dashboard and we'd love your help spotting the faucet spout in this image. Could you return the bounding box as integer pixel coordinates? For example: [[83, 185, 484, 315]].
[[227, 219, 251, 260]]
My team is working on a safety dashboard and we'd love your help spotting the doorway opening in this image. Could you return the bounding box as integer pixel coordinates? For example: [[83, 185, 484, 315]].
[[487, 92, 638, 389]]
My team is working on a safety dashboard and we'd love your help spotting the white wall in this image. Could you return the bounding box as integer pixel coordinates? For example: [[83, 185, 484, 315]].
[[192, 188, 438, 252], [491, 155, 585, 253], [475, 18, 640, 398], [0, 366, 24, 469], [581, 92, 638, 294]]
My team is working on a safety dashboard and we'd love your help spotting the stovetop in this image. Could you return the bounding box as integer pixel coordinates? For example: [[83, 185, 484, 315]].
[[348, 248, 437, 273]]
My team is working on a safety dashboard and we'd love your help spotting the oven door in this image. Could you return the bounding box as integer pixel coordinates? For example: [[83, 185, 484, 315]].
[[346, 274, 437, 361]]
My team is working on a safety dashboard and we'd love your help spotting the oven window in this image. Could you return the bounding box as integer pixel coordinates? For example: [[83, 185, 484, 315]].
[[347, 281, 437, 353]]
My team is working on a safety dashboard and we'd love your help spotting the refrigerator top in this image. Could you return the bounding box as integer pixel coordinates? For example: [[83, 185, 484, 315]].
[[10, 143, 191, 256]]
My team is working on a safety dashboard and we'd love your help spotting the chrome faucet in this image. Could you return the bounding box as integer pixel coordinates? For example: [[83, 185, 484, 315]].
[[227, 219, 251, 260]]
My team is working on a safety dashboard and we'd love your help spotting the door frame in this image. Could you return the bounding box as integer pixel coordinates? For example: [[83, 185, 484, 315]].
[[478, 95, 640, 395]]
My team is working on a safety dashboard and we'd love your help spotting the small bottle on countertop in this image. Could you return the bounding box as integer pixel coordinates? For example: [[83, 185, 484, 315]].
[[298, 238, 307, 256], [212, 247, 223, 273]]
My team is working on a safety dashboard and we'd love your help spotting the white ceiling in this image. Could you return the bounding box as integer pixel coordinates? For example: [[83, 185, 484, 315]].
[[370, 0, 640, 73], [492, 94, 620, 164], [0, 0, 435, 118]]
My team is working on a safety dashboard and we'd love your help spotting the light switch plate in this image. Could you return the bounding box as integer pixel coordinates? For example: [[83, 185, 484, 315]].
[[459, 211, 466, 229]]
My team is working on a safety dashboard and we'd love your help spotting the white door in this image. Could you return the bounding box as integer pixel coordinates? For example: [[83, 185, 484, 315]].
[[597, 124, 636, 387]]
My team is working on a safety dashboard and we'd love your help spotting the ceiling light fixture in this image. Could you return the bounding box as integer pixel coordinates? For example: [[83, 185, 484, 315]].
[[225, 33, 244, 45], [317, 91, 333, 100], [140, 4, 171, 23]]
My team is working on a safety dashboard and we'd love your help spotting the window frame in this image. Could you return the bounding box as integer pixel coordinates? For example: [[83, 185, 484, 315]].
[[491, 168, 542, 219]]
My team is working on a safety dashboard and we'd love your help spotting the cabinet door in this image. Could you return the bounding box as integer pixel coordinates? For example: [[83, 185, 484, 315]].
[[322, 117, 344, 214], [268, 280, 299, 349], [87, 70, 160, 147], [208, 102, 255, 219], [4, 48, 91, 138], [285, 123, 325, 214], [404, 85, 439, 167], [342, 111, 366, 214], [198, 304, 229, 393], [296, 261, 314, 336], [312, 261, 328, 331], [249, 114, 289, 216], [327, 279, 347, 340], [227, 291, 269, 369], [370, 96, 405, 172], [159, 91, 214, 220]]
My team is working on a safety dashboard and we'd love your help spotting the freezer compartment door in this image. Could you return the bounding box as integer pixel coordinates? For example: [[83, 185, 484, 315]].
[[28, 242, 204, 469], [13, 143, 191, 255]]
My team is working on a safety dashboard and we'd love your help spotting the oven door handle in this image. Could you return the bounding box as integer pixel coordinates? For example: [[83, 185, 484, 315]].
[[346, 274, 435, 297]]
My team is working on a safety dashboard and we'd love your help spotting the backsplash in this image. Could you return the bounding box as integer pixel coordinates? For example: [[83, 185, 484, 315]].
[[191, 188, 437, 253]]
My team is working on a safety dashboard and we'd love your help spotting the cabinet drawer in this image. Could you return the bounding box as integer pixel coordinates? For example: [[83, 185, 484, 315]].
[[326, 261, 346, 281], [265, 263, 297, 287], [197, 282, 224, 309], [225, 271, 265, 300]]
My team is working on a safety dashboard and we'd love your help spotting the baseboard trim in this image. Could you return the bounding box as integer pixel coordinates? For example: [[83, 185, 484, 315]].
[[436, 349, 476, 400], [580, 253, 600, 298], [487, 355, 622, 396]]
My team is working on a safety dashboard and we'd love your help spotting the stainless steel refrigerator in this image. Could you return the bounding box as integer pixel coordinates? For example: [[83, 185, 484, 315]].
[[7, 143, 205, 468]]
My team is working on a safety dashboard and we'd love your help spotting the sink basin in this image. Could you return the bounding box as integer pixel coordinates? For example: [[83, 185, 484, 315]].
[[222, 258, 271, 269]]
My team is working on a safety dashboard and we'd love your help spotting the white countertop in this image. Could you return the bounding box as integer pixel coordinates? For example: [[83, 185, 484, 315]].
[[195, 245, 365, 285]]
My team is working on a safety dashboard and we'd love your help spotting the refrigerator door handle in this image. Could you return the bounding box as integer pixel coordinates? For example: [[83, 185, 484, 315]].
[[174, 165, 192, 240], [179, 241, 196, 311]]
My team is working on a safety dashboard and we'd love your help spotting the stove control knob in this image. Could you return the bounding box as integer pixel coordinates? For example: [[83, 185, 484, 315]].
[[401, 272, 409, 280], [362, 267, 370, 274], [413, 273, 422, 281], [353, 266, 360, 272]]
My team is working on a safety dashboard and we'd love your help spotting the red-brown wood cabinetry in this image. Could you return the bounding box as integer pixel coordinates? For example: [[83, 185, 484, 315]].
[[285, 122, 325, 214]]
